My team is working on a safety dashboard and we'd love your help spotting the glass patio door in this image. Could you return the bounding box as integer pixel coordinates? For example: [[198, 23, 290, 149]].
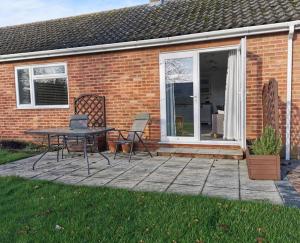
[[160, 51, 200, 142]]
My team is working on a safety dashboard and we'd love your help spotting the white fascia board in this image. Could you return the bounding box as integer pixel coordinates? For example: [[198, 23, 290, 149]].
[[1, 20, 300, 62]]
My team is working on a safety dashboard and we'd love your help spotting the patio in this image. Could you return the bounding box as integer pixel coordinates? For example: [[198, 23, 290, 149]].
[[0, 152, 287, 205]]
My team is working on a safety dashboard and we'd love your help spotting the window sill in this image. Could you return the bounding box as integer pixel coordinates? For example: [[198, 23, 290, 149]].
[[16, 105, 70, 110]]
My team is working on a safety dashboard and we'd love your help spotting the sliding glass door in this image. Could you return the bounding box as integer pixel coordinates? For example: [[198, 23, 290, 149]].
[[160, 52, 200, 142], [160, 44, 245, 146]]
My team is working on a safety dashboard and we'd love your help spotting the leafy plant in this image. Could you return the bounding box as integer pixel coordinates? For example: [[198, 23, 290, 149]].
[[251, 126, 282, 155]]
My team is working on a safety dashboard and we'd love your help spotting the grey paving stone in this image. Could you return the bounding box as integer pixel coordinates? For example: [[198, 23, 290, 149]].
[[55, 175, 86, 184], [206, 177, 239, 189], [0, 155, 289, 206], [145, 173, 176, 183], [241, 189, 283, 205], [168, 157, 191, 162], [214, 159, 239, 165], [117, 172, 149, 181], [173, 176, 206, 186], [134, 181, 170, 192], [209, 169, 239, 177], [79, 177, 112, 186], [240, 179, 277, 192], [167, 183, 203, 195], [92, 170, 123, 179], [33, 173, 62, 181], [202, 186, 239, 200], [107, 179, 139, 189]]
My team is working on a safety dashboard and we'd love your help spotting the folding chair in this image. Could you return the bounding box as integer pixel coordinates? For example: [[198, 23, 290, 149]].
[[114, 113, 153, 162]]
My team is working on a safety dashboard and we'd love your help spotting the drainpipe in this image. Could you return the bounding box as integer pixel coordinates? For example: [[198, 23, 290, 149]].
[[285, 24, 295, 160]]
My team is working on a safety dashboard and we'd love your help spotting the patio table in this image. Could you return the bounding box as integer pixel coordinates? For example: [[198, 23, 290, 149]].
[[26, 127, 115, 175]]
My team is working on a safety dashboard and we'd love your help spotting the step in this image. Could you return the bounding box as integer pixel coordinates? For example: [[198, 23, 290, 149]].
[[156, 147, 244, 160]]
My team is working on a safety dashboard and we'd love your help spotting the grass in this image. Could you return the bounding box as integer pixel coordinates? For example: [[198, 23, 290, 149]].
[[0, 177, 300, 242], [0, 149, 38, 165]]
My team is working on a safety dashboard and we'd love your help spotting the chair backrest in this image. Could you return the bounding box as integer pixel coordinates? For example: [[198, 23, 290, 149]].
[[69, 115, 88, 129], [128, 113, 150, 141]]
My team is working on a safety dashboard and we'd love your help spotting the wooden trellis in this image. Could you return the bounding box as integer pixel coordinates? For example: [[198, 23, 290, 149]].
[[74, 94, 106, 128], [74, 94, 106, 151], [262, 79, 279, 133]]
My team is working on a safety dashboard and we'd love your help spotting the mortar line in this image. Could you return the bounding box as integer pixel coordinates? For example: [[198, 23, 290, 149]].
[[132, 157, 172, 188], [164, 158, 193, 192], [99, 157, 155, 185], [200, 159, 215, 194]]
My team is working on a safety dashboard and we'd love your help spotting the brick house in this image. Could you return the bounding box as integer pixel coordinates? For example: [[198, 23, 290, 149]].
[[0, 0, 300, 159]]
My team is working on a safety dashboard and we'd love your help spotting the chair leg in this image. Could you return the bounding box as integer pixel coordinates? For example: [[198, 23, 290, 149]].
[[114, 143, 119, 160], [57, 147, 60, 162], [137, 134, 152, 158], [129, 142, 134, 163]]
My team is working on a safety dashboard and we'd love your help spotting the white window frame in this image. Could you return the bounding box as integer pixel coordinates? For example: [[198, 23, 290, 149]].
[[15, 63, 69, 109], [159, 44, 246, 147]]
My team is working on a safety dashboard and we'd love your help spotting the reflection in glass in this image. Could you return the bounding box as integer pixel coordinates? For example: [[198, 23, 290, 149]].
[[17, 68, 31, 105], [165, 57, 194, 137]]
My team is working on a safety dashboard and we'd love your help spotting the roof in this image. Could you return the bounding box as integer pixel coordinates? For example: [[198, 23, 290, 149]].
[[1, 0, 300, 56]]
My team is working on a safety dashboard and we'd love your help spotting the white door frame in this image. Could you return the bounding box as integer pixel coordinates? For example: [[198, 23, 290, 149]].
[[159, 51, 200, 143], [159, 43, 246, 147]]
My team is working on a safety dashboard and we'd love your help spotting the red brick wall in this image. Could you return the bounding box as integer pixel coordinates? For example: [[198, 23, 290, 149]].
[[247, 33, 288, 141], [0, 33, 298, 155]]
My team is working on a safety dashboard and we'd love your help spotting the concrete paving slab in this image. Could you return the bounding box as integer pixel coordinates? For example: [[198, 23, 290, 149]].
[[79, 177, 112, 186], [240, 179, 277, 192], [241, 189, 283, 204], [167, 183, 202, 195], [107, 179, 139, 189], [134, 181, 170, 192], [202, 186, 239, 200], [206, 177, 239, 189], [0, 153, 289, 206]]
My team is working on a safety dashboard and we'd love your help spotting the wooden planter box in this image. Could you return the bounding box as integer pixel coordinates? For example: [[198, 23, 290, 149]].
[[246, 149, 281, 180]]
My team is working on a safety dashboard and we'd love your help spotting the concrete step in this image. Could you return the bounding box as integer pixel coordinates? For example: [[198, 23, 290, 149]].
[[156, 147, 244, 160]]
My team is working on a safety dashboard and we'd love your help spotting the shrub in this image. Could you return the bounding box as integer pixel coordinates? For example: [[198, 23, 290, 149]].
[[0, 140, 42, 151], [251, 126, 282, 155]]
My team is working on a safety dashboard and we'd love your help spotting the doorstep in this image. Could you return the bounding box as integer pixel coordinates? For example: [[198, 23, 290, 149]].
[[156, 147, 244, 160]]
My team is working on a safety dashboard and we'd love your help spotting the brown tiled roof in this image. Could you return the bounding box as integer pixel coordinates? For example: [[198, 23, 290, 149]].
[[1, 0, 300, 55]]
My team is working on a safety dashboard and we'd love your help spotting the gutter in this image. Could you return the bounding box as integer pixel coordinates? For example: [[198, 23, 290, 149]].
[[1, 20, 300, 62], [285, 24, 296, 160]]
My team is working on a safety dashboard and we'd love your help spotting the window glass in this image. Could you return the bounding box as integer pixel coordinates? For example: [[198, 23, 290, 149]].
[[17, 68, 31, 105], [33, 65, 65, 76], [34, 78, 68, 106], [165, 57, 194, 137]]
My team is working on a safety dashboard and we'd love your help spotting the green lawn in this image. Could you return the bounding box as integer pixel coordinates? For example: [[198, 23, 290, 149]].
[[0, 149, 38, 165], [0, 177, 300, 242]]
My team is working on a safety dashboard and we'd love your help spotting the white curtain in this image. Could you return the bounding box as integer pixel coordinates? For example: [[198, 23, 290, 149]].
[[166, 83, 176, 136], [223, 50, 240, 140]]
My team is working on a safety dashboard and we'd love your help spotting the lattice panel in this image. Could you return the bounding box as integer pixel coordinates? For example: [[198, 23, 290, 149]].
[[262, 79, 279, 133], [74, 94, 106, 128]]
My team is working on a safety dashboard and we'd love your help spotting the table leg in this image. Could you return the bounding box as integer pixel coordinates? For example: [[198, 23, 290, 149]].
[[83, 136, 90, 175], [97, 132, 110, 165], [33, 134, 51, 170]]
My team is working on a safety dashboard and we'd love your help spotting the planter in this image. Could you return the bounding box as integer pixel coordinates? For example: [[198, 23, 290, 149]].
[[246, 149, 281, 180], [121, 143, 131, 154], [107, 141, 117, 153]]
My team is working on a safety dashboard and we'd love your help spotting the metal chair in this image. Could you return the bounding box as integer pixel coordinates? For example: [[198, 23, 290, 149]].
[[114, 113, 152, 162], [63, 115, 96, 157]]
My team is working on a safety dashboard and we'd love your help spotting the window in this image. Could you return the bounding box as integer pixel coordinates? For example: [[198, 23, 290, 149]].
[[15, 63, 69, 108]]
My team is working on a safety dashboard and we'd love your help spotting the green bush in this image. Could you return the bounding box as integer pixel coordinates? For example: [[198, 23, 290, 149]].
[[251, 126, 282, 155]]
